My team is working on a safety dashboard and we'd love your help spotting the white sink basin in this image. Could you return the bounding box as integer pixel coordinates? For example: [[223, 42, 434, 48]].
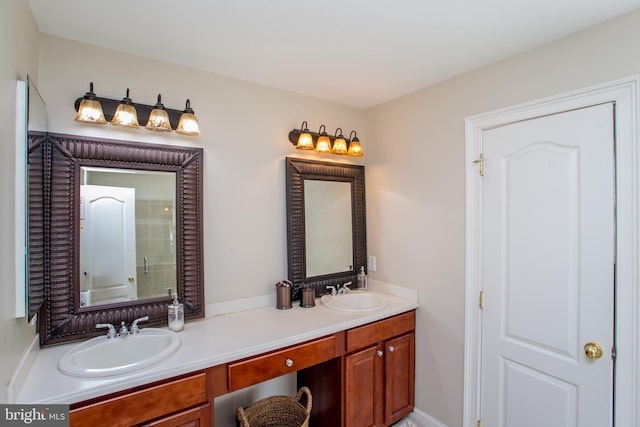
[[58, 328, 180, 378], [321, 291, 389, 312]]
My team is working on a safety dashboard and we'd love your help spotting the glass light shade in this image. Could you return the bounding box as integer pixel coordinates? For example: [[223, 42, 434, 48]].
[[315, 134, 331, 153], [296, 131, 314, 150], [111, 89, 139, 128], [176, 100, 201, 136], [75, 98, 107, 124], [145, 108, 172, 131], [75, 82, 107, 124], [347, 139, 364, 156], [176, 112, 201, 135], [145, 95, 172, 132], [111, 103, 139, 128], [331, 136, 348, 154]]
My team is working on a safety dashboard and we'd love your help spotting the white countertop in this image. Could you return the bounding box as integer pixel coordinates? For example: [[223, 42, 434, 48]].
[[17, 287, 418, 404]]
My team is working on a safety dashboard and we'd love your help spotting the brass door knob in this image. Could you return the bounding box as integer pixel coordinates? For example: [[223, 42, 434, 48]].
[[584, 342, 603, 360], [128, 275, 135, 283]]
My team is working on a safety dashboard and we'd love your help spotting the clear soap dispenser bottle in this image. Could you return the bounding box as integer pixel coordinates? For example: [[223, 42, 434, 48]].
[[168, 293, 184, 331], [357, 266, 368, 290]]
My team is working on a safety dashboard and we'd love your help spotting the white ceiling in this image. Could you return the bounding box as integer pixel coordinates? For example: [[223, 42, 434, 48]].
[[27, 0, 640, 109]]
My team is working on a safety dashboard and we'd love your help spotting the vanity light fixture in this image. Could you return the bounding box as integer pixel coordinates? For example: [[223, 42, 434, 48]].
[[347, 130, 363, 157], [288, 122, 364, 156], [74, 82, 107, 124], [73, 83, 201, 136], [111, 88, 139, 128], [145, 94, 172, 132], [175, 99, 201, 136], [315, 125, 332, 153], [295, 121, 314, 150], [331, 128, 348, 155]]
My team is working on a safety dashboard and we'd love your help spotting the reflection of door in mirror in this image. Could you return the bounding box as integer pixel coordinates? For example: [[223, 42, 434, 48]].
[[80, 167, 176, 307], [80, 185, 137, 306], [304, 180, 353, 277]]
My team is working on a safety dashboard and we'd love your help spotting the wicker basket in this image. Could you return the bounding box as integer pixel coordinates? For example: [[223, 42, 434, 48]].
[[236, 386, 312, 427]]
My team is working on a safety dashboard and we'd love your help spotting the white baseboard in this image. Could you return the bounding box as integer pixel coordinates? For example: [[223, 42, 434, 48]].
[[407, 408, 448, 427]]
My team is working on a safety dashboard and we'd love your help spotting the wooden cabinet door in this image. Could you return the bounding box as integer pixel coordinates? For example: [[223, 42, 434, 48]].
[[384, 332, 415, 425], [143, 403, 211, 427], [70, 373, 208, 427], [344, 345, 384, 427]]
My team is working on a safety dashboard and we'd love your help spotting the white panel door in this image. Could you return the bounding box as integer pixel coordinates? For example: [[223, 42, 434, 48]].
[[80, 184, 137, 305], [480, 103, 615, 426]]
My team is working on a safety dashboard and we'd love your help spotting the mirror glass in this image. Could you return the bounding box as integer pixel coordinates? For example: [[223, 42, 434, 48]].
[[27, 77, 47, 134], [304, 180, 352, 277], [25, 76, 47, 321], [79, 167, 176, 307]]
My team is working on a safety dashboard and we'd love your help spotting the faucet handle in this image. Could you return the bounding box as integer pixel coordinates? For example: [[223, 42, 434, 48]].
[[96, 323, 117, 339], [326, 285, 337, 296], [342, 282, 352, 293], [131, 315, 149, 334]]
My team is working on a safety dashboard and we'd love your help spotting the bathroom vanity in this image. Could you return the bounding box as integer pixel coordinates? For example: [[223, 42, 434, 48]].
[[70, 311, 414, 427], [20, 131, 408, 426], [17, 289, 417, 427]]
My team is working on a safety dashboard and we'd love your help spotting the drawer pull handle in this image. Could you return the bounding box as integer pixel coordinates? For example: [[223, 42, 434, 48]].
[[388, 345, 395, 353], [376, 350, 384, 357], [285, 358, 294, 368]]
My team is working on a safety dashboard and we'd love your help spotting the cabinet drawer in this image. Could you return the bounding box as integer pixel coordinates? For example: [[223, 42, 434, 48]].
[[346, 311, 415, 353], [143, 403, 211, 427], [70, 373, 207, 427], [228, 335, 336, 391]]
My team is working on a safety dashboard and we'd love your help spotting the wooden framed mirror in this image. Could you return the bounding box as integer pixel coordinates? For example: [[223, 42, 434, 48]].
[[285, 157, 367, 299], [29, 133, 204, 346]]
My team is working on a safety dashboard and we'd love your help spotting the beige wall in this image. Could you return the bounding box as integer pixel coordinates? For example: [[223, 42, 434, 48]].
[[35, 37, 365, 423], [0, 0, 40, 402], [365, 9, 640, 426], [38, 35, 366, 307]]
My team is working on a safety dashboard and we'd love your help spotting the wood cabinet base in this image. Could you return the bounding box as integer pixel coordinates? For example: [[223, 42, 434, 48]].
[[70, 311, 415, 427]]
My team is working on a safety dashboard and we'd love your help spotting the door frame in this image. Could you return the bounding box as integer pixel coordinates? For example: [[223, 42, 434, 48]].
[[463, 76, 640, 427]]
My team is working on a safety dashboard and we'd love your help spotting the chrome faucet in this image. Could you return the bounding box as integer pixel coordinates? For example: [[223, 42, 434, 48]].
[[96, 315, 149, 339], [338, 282, 352, 294], [96, 323, 117, 339], [326, 285, 337, 296], [131, 316, 149, 334]]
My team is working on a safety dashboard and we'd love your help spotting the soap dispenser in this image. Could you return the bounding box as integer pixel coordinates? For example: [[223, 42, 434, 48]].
[[168, 293, 184, 331], [357, 266, 368, 289]]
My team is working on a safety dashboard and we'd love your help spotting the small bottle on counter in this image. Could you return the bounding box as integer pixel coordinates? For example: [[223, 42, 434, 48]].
[[168, 293, 184, 331], [357, 266, 368, 289]]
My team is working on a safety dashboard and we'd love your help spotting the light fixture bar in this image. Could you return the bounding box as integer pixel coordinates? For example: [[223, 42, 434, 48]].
[[287, 129, 344, 146], [288, 126, 364, 156], [74, 96, 185, 130]]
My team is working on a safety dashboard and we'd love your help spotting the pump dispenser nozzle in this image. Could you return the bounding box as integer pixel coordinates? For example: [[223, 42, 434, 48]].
[[168, 293, 184, 331], [357, 266, 368, 289]]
